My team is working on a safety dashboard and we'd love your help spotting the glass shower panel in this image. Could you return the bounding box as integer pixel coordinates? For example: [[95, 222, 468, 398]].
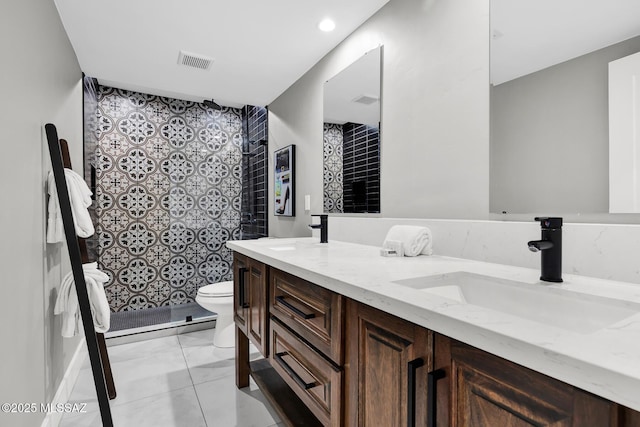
[[164, 101, 244, 322]]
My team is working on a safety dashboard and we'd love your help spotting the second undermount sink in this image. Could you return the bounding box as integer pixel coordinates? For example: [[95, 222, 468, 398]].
[[259, 239, 327, 252], [393, 272, 640, 334]]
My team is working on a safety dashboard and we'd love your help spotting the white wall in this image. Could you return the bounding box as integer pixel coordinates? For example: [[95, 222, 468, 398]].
[[491, 35, 640, 214], [0, 1, 83, 426], [268, 0, 490, 237]]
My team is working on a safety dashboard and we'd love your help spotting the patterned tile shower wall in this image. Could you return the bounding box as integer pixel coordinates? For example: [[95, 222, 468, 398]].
[[95, 86, 244, 311], [323, 123, 344, 213]]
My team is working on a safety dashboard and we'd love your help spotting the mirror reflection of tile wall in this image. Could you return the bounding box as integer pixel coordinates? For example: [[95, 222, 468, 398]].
[[241, 106, 268, 237], [323, 123, 343, 213], [323, 122, 380, 213]]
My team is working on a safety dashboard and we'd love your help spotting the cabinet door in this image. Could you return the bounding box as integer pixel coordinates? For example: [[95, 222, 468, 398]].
[[435, 334, 622, 427], [247, 257, 268, 356], [345, 300, 433, 427], [233, 253, 248, 333]]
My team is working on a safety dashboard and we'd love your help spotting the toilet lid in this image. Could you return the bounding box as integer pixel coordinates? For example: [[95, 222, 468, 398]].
[[198, 280, 233, 297]]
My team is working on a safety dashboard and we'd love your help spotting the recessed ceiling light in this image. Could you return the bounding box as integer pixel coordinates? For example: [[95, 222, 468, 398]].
[[318, 18, 336, 32]]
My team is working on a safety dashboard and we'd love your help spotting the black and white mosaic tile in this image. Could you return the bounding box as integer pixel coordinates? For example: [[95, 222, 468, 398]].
[[96, 86, 243, 311]]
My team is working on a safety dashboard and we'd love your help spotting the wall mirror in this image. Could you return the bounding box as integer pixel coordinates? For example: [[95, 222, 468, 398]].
[[490, 0, 640, 216], [323, 46, 382, 214]]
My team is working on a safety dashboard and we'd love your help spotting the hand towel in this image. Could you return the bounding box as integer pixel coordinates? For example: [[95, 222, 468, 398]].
[[47, 169, 95, 243], [54, 262, 110, 337], [383, 225, 433, 257]]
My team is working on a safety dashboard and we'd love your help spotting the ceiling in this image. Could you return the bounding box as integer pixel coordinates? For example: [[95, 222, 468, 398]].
[[54, 0, 389, 107], [491, 0, 640, 85]]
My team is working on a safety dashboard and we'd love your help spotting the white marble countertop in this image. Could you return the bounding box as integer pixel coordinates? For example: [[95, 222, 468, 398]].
[[226, 237, 640, 412]]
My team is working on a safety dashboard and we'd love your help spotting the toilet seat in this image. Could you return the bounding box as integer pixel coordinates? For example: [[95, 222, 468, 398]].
[[197, 280, 233, 298]]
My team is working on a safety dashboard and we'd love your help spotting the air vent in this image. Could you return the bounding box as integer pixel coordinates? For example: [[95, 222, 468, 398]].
[[352, 95, 379, 105], [177, 50, 213, 70]]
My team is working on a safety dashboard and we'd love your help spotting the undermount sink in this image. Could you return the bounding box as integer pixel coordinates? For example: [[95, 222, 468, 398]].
[[257, 239, 327, 252], [393, 272, 640, 334], [268, 245, 297, 251]]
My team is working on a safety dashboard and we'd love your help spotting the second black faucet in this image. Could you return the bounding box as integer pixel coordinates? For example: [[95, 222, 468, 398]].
[[528, 217, 563, 282]]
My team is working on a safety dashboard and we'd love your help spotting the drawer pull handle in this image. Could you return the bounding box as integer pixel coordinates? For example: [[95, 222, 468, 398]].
[[427, 368, 446, 427], [407, 358, 424, 427], [238, 267, 249, 308], [275, 351, 317, 390], [275, 295, 316, 319]]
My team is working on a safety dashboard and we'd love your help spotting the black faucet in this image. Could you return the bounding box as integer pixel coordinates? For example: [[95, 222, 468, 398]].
[[528, 217, 563, 283], [309, 214, 328, 243]]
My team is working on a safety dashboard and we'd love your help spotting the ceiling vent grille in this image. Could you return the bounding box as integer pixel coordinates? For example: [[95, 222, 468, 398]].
[[352, 95, 379, 105], [177, 50, 213, 70]]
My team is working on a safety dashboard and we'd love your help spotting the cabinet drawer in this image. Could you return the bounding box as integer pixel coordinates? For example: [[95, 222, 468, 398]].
[[270, 319, 342, 427], [270, 268, 344, 364]]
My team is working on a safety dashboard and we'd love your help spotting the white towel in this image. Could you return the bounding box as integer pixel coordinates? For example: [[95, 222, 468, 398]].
[[383, 225, 433, 257], [47, 169, 95, 243], [54, 262, 110, 337]]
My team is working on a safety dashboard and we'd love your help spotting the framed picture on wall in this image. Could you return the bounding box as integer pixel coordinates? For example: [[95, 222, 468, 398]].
[[274, 145, 295, 217]]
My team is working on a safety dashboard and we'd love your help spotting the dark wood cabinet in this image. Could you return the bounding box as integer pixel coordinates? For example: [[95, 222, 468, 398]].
[[345, 299, 433, 427], [233, 254, 640, 427], [233, 253, 268, 356], [434, 334, 634, 427]]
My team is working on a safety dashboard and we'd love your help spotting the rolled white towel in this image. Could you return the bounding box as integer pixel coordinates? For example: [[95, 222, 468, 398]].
[[383, 225, 432, 257]]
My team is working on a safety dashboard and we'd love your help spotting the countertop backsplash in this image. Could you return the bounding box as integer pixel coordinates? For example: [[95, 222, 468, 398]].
[[329, 217, 640, 285]]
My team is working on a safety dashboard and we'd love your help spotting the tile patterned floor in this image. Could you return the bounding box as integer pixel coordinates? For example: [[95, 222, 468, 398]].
[[60, 329, 283, 427]]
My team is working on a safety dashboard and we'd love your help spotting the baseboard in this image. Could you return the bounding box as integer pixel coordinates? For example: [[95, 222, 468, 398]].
[[40, 341, 87, 427]]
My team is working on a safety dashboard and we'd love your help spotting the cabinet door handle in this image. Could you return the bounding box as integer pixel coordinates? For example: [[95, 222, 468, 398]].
[[275, 295, 316, 319], [407, 358, 424, 427], [274, 351, 317, 390], [238, 267, 249, 308], [427, 368, 446, 427]]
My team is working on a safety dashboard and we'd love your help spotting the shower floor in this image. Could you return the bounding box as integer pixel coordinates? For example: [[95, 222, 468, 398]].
[[109, 302, 215, 333]]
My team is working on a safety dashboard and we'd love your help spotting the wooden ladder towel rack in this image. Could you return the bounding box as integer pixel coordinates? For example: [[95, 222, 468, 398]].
[[58, 138, 117, 401], [45, 123, 114, 427]]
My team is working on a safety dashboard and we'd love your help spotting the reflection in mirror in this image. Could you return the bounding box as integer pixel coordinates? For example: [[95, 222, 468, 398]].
[[323, 46, 381, 213], [490, 0, 640, 215]]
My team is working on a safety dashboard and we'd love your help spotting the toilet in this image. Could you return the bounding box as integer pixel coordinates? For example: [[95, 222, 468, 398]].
[[195, 281, 235, 348]]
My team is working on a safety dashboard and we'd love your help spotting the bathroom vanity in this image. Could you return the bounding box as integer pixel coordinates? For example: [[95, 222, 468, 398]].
[[228, 238, 640, 426]]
